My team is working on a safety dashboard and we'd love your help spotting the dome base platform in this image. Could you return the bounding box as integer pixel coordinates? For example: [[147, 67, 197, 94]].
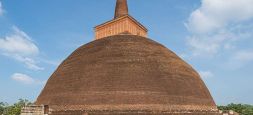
[[51, 110, 220, 115]]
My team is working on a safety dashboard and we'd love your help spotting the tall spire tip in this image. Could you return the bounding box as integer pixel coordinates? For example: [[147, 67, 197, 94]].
[[114, 0, 129, 19]]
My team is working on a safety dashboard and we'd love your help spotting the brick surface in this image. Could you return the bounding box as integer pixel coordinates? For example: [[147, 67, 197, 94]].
[[36, 35, 217, 114]]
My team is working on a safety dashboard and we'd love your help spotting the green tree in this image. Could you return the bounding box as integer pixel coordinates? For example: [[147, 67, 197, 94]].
[[218, 103, 253, 115], [0, 102, 6, 115], [3, 99, 32, 115]]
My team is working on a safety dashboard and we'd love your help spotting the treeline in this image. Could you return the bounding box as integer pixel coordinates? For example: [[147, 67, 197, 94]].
[[218, 103, 253, 115], [0, 99, 32, 115]]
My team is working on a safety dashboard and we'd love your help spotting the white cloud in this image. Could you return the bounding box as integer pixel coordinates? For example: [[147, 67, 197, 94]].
[[0, 1, 3, 16], [0, 27, 43, 71], [11, 73, 45, 85], [185, 0, 253, 57], [233, 51, 253, 62], [0, 27, 39, 56], [226, 50, 253, 69], [186, 29, 241, 57], [11, 54, 44, 71], [186, 0, 253, 34], [199, 71, 214, 79]]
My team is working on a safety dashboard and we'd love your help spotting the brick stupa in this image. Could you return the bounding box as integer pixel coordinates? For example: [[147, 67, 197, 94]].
[[23, 0, 220, 114]]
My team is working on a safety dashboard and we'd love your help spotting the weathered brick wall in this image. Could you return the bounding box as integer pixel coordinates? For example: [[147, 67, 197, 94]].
[[36, 36, 216, 109], [36, 35, 218, 114], [219, 110, 239, 115], [21, 105, 44, 115]]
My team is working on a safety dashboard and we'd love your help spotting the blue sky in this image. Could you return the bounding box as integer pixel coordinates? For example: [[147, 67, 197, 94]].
[[0, 0, 253, 105]]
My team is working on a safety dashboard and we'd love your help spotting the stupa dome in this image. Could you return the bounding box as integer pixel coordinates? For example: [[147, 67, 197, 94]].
[[36, 35, 217, 114]]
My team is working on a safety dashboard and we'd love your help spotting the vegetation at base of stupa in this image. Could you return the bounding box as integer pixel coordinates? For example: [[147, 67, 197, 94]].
[[218, 103, 253, 115], [0, 99, 32, 115]]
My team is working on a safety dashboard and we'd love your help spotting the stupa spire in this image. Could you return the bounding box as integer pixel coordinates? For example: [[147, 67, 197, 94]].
[[114, 0, 129, 19]]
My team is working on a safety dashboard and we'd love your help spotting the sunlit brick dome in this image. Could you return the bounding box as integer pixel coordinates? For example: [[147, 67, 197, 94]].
[[36, 35, 218, 114]]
